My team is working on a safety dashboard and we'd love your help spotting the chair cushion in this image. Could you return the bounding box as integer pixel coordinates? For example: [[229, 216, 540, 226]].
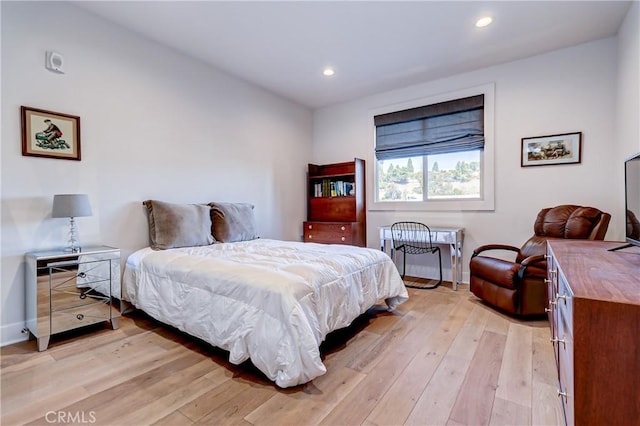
[[534, 205, 604, 239], [517, 235, 548, 262], [469, 256, 520, 289], [470, 275, 518, 314]]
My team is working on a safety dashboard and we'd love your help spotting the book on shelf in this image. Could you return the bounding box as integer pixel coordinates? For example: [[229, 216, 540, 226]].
[[311, 179, 356, 197], [345, 182, 352, 196]]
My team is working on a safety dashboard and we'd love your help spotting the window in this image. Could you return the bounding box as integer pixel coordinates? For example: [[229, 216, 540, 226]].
[[378, 151, 482, 202], [372, 85, 494, 211]]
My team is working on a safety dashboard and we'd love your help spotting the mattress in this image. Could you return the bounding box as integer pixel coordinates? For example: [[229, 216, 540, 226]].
[[122, 238, 408, 387]]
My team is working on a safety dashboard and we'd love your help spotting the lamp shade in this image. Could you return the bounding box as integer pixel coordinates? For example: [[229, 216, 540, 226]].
[[52, 194, 92, 218]]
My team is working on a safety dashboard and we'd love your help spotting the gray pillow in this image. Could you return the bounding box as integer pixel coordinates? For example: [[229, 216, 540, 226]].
[[144, 200, 215, 250], [208, 202, 259, 243]]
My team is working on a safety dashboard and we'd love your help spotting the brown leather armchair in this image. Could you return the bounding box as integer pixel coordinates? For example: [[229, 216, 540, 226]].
[[470, 205, 611, 316]]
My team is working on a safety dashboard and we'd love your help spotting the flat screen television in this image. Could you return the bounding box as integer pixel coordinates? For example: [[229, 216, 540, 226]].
[[610, 152, 640, 251], [623, 152, 640, 248]]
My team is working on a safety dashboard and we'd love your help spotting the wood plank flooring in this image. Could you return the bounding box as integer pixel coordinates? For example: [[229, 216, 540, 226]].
[[1, 280, 563, 426]]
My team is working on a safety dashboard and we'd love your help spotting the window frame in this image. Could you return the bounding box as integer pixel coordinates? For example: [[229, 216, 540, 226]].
[[369, 83, 495, 212]]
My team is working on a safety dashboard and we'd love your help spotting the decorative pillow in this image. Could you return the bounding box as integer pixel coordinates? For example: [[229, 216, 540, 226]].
[[143, 200, 215, 250], [208, 202, 259, 243]]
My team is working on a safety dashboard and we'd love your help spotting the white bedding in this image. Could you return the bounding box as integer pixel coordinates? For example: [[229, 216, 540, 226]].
[[122, 238, 408, 387], [76, 252, 121, 299]]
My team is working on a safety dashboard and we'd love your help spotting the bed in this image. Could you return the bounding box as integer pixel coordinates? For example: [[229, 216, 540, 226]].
[[121, 200, 408, 388]]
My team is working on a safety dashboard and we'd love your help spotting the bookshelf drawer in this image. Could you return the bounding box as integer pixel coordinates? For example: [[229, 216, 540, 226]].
[[304, 222, 353, 244]]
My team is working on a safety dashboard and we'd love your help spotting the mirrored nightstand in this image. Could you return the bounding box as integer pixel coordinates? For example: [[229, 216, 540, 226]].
[[25, 245, 121, 351]]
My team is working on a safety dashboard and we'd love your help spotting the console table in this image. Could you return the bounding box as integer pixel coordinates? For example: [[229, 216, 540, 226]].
[[379, 225, 464, 290]]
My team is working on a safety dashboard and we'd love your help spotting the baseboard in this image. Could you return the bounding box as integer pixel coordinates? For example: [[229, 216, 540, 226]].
[[1, 321, 29, 347]]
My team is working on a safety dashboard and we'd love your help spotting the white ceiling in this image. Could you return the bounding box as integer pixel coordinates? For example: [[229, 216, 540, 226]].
[[73, 1, 632, 109]]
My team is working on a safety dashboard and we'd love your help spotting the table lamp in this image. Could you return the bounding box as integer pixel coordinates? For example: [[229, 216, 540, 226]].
[[52, 194, 92, 253]]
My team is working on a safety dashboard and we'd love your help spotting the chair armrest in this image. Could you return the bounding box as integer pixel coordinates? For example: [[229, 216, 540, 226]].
[[520, 254, 546, 267], [517, 254, 547, 280], [472, 244, 520, 258]]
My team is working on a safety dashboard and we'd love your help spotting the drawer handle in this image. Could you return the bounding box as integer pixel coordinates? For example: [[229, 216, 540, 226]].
[[549, 300, 557, 306], [556, 293, 568, 302], [544, 278, 551, 284], [341, 226, 346, 231], [76, 314, 85, 320], [544, 307, 552, 313], [308, 235, 312, 239], [544, 254, 551, 259], [550, 337, 566, 348], [341, 237, 346, 241], [557, 390, 568, 399], [308, 225, 312, 230]]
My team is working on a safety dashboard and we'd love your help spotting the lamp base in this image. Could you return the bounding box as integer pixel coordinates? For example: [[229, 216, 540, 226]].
[[65, 217, 82, 253]]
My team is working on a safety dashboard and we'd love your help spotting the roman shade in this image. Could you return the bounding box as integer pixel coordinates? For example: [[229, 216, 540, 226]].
[[375, 94, 484, 160]]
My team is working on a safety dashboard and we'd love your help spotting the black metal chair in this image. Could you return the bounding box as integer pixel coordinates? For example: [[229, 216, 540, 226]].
[[391, 222, 443, 289]]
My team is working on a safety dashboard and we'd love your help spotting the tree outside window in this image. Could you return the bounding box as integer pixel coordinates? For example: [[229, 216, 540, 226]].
[[377, 150, 481, 201]]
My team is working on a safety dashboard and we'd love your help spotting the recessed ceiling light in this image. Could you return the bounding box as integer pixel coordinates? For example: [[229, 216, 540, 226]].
[[323, 67, 335, 77], [475, 16, 493, 28]]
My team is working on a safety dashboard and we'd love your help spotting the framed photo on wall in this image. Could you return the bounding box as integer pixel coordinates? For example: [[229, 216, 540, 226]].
[[521, 132, 582, 167], [21, 106, 81, 161]]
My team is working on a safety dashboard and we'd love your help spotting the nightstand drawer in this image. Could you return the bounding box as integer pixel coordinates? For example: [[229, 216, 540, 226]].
[[51, 287, 110, 311], [304, 222, 353, 244], [51, 302, 112, 334], [37, 262, 113, 311]]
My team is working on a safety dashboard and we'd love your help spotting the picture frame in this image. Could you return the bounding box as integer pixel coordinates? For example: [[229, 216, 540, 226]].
[[21, 106, 81, 161], [521, 131, 582, 167]]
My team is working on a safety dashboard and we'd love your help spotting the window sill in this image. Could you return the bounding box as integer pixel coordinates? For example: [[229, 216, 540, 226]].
[[369, 197, 494, 212]]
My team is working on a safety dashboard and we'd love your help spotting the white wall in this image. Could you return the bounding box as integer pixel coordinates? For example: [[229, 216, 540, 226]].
[[1, 2, 312, 345], [313, 38, 622, 282], [617, 1, 640, 158]]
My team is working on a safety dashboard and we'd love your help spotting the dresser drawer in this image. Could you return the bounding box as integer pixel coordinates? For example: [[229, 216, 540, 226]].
[[51, 302, 113, 334], [557, 329, 574, 426], [546, 254, 558, 342], [303, 222, 353, 244], [556, 271, 573, 339], [51, 287, 110, 311], [40, 263, 113, 311]]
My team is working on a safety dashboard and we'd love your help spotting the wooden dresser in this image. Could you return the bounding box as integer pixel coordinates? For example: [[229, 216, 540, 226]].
[[546, 240, 640, 425]]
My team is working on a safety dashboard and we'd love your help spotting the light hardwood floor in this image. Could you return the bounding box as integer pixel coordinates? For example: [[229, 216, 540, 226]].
[[1, 280, 563, 426]]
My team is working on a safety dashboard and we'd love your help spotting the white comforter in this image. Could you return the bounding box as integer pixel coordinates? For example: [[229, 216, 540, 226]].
[[122, 239, 408, 387]]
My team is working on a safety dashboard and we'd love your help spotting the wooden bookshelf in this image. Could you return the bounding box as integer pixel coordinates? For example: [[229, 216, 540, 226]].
[[304, 158, 366, 246]]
